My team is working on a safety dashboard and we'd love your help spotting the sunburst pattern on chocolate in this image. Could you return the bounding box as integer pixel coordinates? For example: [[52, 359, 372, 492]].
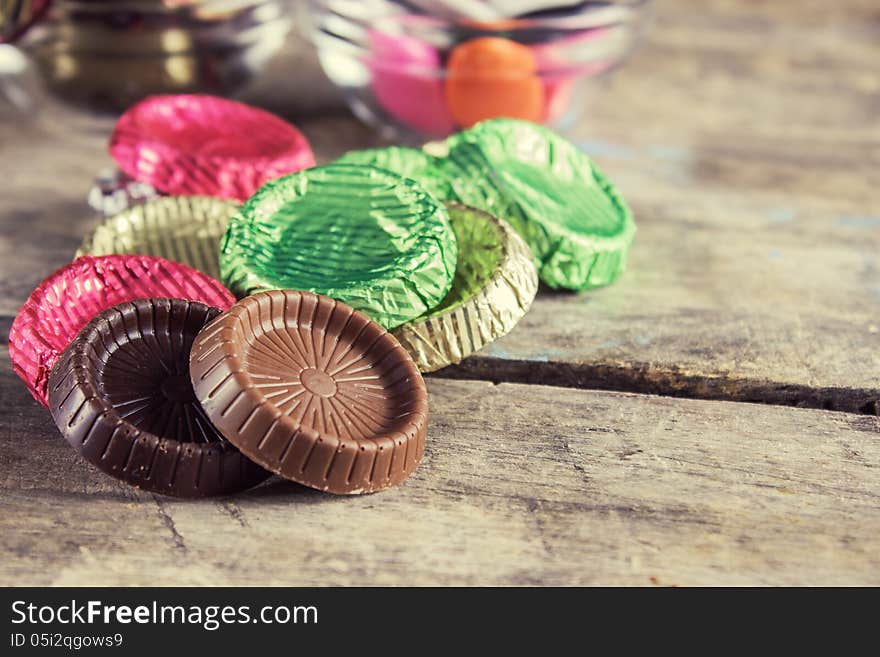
[[190, 290, 428, 495], [48, 298, 269, 497], [99, 304, 221, 445]]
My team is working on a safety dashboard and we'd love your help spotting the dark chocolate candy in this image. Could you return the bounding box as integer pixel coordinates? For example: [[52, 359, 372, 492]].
[[189, 290, 429, 495], [48, 298, 270, 497]]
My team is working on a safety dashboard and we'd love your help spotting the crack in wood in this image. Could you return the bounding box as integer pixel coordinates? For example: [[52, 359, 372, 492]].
[[430, 357, 880, 417], [4, 320, 877, 418], [218, 501, 249, 528], [152, 495, 187, 554]]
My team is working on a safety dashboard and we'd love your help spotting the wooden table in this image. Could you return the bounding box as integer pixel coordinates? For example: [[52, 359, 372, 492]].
[[1, 0, 878, 586]]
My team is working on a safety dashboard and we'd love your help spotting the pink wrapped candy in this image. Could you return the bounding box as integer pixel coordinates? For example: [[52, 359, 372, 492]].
[[9, 255, 235, 407], [369, 28, 456, 138], [109, 95, 315, 201]]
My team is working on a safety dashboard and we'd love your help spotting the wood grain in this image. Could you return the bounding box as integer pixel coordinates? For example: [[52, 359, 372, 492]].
[[446, 0, 880, 408], [2, 0, 880, 586], [1, 0, 878, 411], [2, 355, 877, 586]]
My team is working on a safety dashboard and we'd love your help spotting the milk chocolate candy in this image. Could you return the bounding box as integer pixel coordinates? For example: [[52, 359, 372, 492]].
[[48, 298, 270, 497], [190, 290, 428, 495]]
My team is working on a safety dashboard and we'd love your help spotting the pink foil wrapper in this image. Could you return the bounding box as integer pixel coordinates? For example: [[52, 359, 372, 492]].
[[9, 254, 235, 407], [109, 95, 316, 201], [369, 29, 456, 137]]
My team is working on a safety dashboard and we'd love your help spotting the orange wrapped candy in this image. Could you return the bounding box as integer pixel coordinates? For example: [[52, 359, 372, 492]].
[[445, 37, 545, 128]]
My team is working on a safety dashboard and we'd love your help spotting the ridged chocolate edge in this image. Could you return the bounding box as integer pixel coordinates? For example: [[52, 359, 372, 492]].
[[47, 298, 271, 498], [189, 290, 429, 495]]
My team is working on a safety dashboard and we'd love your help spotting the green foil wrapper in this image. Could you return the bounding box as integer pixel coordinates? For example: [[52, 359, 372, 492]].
[[437, 118, 636, 291], [220, 163, 458, 330], [336, 146, 455, 202], [393, 203, 538, 372], [77, 196, 239, 280]]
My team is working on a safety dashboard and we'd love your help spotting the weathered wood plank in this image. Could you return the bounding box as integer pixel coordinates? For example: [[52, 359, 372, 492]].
[[2, 356, 877, 586], [1, 0, 878, 409], [445, 0, 880, 408], [441, 182, 880, 410]]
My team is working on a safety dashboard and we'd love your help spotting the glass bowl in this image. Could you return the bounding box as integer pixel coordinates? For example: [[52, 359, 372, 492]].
[[0, 1, 50, 43], [17, 0, 294, 111], [307, 0, 653, 142]]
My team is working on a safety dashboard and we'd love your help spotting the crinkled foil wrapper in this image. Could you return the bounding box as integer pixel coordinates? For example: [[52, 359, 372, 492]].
[[336, 146, 456, 202], [437, 118, 636, 291], [220, 163, 458, 330], [393, 203, 538, 372], [8, 254, 235, 407], [109, 94, 316, 201], [78, 195, 240, 280]]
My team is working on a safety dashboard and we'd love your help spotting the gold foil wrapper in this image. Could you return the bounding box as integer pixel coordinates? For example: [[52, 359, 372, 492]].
[[76, 195, 239, 280], [393, 203, 538, 372]]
